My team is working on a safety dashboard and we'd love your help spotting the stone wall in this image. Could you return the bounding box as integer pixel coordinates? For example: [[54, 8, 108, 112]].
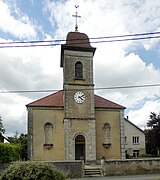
[[53, 160, 82, 178], [103, 158, 160, 176], [1, 159, 160, 178]]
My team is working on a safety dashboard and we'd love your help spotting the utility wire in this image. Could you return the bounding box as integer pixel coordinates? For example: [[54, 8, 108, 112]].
[[0, 83, 160, 94], [0, 31, 160, 48], [0, 35, 160, 48], [0, 31, 160, 45]]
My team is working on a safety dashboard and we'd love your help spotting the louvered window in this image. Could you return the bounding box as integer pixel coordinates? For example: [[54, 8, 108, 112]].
[[75, 61, 83, 79]]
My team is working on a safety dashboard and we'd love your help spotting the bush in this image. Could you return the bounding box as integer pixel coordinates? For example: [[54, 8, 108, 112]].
[[139, 153, 152, 158], [0, 161, 67, 180], [0, 143, 20, 163]]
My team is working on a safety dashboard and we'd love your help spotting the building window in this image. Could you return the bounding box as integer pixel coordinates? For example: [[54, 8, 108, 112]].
[[133, 150, 140, 158], [132, 136, 139, 144], [102, 123, 111, 148], [44, 123, 53, 149], [75, 61, 83, 79]]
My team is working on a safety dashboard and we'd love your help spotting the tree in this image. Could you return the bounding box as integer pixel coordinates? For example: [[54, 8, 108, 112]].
[[0, 115, 5, 134], [145, 112, 160, 156], [8, 133, 28, 160], [0, 143, 20, 163]]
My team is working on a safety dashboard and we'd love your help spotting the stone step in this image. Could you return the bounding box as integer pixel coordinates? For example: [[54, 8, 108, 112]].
[[84, 167, 102, 177]]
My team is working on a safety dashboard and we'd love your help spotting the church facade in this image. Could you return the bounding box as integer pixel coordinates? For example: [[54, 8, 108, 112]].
[[26, 31, 126, 161]]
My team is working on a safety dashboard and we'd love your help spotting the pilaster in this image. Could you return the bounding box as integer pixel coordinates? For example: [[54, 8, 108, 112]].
[[27, 107, 33, 160], [120, 110, 125, 159]]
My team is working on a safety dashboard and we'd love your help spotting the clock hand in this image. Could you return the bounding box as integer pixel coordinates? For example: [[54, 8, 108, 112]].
[[78, 95, 84, 100], [78, 96, 83, 100]]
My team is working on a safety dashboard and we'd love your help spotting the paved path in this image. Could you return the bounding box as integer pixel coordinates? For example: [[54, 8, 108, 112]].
[[71, 174, 160, 180]]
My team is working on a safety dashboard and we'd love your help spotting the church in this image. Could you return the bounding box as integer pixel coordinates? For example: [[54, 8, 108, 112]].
[[26, 30, 126, 162]]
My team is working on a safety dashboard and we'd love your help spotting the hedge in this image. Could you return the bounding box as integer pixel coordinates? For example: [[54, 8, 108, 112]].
[[0, 161, 67, 180], [0, 143, 20, 163]]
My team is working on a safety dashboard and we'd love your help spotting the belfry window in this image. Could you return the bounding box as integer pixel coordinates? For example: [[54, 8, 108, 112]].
[[44, 123, 53, 149], [102, 123, 111, 148], [75, 61, 83, 79]]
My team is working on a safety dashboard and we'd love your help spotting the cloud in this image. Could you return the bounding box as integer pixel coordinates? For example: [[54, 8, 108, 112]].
[[0, 93, 29, 136], [43, 0, 74, 39], [94, 43, 160, 107], [0, 37, 63, 135], [0, 1, 38, 39], [127, 99, 160, 130], [43, 0, 160, 50]]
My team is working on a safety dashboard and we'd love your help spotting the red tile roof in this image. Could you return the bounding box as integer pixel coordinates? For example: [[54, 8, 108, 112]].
[[26, 91, 64, 107], [94, 94, 125, 109], [26, 91, 125, 109]]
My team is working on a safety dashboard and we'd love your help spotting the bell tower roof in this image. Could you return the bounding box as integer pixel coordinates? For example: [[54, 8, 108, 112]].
[[60, 31, 96, 67], [65, 31, 92, 48]]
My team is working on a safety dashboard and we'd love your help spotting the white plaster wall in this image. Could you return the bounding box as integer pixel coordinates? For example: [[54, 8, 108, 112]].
[[124, 119, 145, 155]]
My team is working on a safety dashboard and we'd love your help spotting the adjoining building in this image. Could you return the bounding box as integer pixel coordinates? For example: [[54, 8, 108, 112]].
[[124, 117, 146, 158], [0, 133, 10, 143]]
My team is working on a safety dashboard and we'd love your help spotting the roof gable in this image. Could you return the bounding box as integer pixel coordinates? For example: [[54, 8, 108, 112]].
[[124, 118, 144, 134], [0, 133, 10, 143], [26, 91, 125, 109]]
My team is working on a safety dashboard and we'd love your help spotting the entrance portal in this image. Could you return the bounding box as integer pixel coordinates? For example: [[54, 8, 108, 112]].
[[75, 135, 85, 161]]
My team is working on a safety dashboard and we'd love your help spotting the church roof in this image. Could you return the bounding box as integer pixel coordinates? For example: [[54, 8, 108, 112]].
[[94, 94, 125, 109], [26, 91, 125, 109]]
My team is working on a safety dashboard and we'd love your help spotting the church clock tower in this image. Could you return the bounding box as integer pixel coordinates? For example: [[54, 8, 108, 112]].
[[60, 31, 96, 161]]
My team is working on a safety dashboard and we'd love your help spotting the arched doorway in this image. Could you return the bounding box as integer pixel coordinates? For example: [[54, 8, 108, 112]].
[[75, 135, 85, 161]]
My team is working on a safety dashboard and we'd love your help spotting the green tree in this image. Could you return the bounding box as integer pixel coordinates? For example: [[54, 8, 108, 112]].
[[0, 143, 20, 163], [8, 133, 28, 160], [145, 112, 160, 156], [0, 115, 5, 134]]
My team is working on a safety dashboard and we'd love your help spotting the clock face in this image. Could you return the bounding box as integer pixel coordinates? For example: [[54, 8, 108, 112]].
[[74, 91, 85, 104]]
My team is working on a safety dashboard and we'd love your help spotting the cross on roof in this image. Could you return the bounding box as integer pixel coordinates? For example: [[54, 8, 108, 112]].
[[72, 5, 81, 31]]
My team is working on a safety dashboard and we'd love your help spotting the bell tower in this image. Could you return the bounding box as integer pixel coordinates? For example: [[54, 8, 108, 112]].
[[60, 5, 96, 161], [61, 31, 96, 161]]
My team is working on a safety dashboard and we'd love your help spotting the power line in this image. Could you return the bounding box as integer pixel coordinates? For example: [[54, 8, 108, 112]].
[[0, 35, 159, 48], [0, 31, 160, 48], [0, 89, 58, 94], [0, 83, 160, 94], [94, 83, 160, 90], [0, 31, 160, 45]]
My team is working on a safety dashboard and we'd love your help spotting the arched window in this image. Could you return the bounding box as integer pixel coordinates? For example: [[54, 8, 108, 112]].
[[103, 123, 111, 146], [44, 123, 53, 148], [75, 61, 83, 79]]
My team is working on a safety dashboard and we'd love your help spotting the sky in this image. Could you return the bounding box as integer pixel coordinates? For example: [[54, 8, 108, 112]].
[[0, 0, 160, 136]]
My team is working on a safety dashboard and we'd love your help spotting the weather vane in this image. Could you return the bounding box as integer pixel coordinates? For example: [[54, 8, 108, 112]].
[[72, 5, 81, 31]]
